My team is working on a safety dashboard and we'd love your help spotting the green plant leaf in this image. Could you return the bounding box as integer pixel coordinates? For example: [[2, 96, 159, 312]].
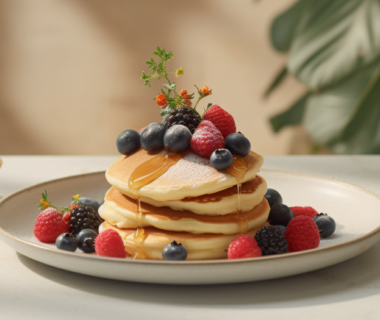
[[303, 64, 378, 152], [264, 66, 288, 98], [270, 92, 310, 132], [270, 0, 309, 52], [333, 65, 380, 153], [288, 0, 380, 90]]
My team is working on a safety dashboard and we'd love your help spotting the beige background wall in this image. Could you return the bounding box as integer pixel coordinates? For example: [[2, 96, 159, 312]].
[[0, 0, 305, 156]]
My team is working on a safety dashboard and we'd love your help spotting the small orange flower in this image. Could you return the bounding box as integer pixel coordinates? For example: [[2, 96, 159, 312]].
[[40, 199, 50, 210], [179, 89, 192, 99], [155, 94, 167, 107], [182, 99, 192, 107], [199, 86, 211, 96], [179, 89, 187, 97]]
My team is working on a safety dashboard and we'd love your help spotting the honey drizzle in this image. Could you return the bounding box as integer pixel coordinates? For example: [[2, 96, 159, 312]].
[[129, 151, 187, 190], [128, 150, 187, 259], [223, 155, 250, 234]]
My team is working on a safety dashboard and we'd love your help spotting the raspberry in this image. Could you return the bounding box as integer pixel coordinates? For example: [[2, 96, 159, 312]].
[[34, 208, 69, 243], [95, 229, 127, 258], [284, 216, 320, 252], [290, 206, 318, 218], [62, 212, 71, 226], [203, 105, 236, 138], [228, 235, 262, 259], [70, 204, 79, 210], [190, 120, 225, 158], [138, 126, 147, 133]]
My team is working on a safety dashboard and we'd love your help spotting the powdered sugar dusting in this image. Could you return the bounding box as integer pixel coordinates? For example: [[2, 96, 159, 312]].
[[147, 151, 226, 187]]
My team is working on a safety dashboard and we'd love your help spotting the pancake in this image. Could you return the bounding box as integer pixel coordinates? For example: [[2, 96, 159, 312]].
[[100, 220, 269, 260], [106, 148, 263, 201], [99, 188, 270, 234], [138, 175, 267, 215]]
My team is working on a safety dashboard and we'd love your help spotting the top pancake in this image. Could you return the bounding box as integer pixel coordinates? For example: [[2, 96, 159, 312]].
[[106, 148, 264, 201]]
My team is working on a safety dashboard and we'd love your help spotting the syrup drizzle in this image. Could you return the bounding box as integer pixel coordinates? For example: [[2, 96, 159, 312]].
[[126, 150, 251, 258], [128, 150, 187, 259], [223, 155, 250, 234]]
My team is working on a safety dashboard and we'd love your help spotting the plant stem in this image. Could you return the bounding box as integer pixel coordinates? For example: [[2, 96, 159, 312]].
[[193, 96, 202, 111]]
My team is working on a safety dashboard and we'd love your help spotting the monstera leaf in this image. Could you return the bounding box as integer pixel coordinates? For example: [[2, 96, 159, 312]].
[[288, 0, 380, 90], [336, 66, 380, 153], [304, 66, 376, 146], [266, 0, 380, 154], [270, 0, 308, 52]]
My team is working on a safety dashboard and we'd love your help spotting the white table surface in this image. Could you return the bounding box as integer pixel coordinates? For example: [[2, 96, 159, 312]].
[[0, 155, 380, 320]]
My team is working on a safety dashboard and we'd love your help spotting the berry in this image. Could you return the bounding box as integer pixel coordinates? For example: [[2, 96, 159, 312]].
[[76, 229, 98, 253], [254, 226, 288, 255], [268, 203, 294, 226], [72, 197, 100, 211], [225, 132, 251, 157], [228, 235, 262, 259], [285, 216, 320, 252], [264, 188, 283, 207], [274, 225, 287, 234], [116, 130, 141, 155], [55, 233, 78, 252], [34, 208, 69, 243], [162, 241, 187, 260], [313, 213, 336, 238], [203, 105, 236, 138], [190, 120, 225, 158], [164, 107, 201, 134], [163, 125, 192, 153], [63, 212, 71, 226], [140, 122, 166, 152], [69, 206, 102, 235], [138, 126, 147, 133], [95, 229, 127, 258], [290, 206, 318, 218], [210, 149, 233, 170]]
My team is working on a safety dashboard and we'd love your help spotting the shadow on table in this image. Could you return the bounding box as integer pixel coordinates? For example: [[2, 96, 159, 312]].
[[17, 243, 380, 308]]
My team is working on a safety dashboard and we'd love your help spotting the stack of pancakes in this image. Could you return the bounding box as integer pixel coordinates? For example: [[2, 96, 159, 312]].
[[99, 148, 270, 260]]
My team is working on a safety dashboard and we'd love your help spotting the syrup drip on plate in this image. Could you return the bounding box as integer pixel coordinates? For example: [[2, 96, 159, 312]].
[[128, 150, 186, 259], [223, 155, 250, 233]]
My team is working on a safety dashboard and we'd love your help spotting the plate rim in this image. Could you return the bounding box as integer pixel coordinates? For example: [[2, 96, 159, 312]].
[[1, 168, 380, 266]]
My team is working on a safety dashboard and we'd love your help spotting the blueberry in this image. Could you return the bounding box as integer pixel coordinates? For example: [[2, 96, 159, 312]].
[[140, 122, 166, 152], [264, 188, 283, 207], [56, 233, 78, 252], [116, 130, 141, 155], [313, 213, 336, 238], [273, 225, 287, 234], [71, 197, 100, 211], [225, 132, 251, 157], [162, 241, 187, 260], [210, 149, 233, 170], [76, 229, 98, 253], [163, 125, 192, 153], [268, 204, 294, 226]]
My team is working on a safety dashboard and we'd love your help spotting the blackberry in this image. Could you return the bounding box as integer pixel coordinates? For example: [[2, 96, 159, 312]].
[[254, 225, 288, 255], [69, 206, 102, 235], [164, 107, 201, 134]]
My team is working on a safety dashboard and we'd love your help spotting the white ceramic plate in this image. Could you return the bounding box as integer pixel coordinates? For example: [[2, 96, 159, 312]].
[[1, 169, 380, 285]]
